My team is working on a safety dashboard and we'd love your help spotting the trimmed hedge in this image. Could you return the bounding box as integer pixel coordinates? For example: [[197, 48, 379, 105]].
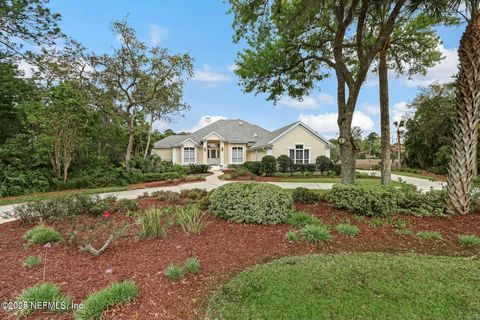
[[210, 182, 293, 224], [143, 172, 184, 182], [242, 161, 261, 175]]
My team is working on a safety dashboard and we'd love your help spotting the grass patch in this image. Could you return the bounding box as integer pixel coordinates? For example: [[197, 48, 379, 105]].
[[301, 224, 332, 244], [74, 280, 138, 320], [417, 231, 442, 240], [184, 257, 201, 274], [207, 253, 480, 320], [137, 207, 174, 238], [395, 229, 415, 236], [165, 264, 184, 282], [287, 211, 323, 228], [176, 204, 208, 234], [15, 283, 72, 317], [23, 256, 43, 268], [285, 230, 300, 243], [458, 234, 480, 246], [335, 223, 360, 236], [24, 225, 62, 245]]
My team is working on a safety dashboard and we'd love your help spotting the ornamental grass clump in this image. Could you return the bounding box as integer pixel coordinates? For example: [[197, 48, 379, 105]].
[[24, 225, 62, 245], [335, 223, 360, 237], [137, 206, 174, 238], [301, 224, 332, 244], [210, 182, 293, 224], [14, 283, 72, 317], [176, 204, 208, 234], [287, 211, 323, 228], [458, 234, 480, 246]]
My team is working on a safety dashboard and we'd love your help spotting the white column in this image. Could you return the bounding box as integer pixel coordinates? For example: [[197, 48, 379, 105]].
[[220, 141, 225, 166], [203, 142, 207, 165], [267, 148, 273, 156]]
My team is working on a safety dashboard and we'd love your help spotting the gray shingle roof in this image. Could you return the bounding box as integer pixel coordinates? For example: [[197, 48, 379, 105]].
[[154, 119, 271, 148], [249, 122, 298, 149]]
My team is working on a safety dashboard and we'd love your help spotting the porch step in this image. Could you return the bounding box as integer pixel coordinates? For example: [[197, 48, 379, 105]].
[[209, 165, 222, 171]]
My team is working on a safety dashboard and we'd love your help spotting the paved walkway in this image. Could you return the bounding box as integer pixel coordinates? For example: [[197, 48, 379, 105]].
[[0, 170, 443, 224]]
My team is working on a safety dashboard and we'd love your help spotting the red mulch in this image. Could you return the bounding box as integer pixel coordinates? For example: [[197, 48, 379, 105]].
[[0, 200, 479, 320]]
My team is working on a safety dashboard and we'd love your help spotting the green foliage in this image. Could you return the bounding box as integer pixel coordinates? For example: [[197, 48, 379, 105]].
[[180, 188, 208, 200], [335, 223, 360, 237], [285, 230, 300, 243], [291, 187, 320, 204], [137, 207, 174, 238], [324, 184, 448, 217], [15, 283, 71, 317], [242, 161, 261, 175], [165, 264, 184, 282], [416, 231, 442, 240], [143, 171, 184, 182], [115, 199, 139, 213], [315, 156, 333, 174], [276, 155, 294, 173], [395, 229, 415, 236], [24, 225, 62, 245], [176, 204, 208, 234], [260, 155, 277, 176], [188, 164, 209, 174], [457, 234, 480, 246], [300, 224, 332, 244], [210, 182, 293, 224], [184, 257, 201, 274], [152, 190, 181, 203], [287, 211, 323, 228], [23, 256, 43, 268], [230, 167, 254, 179], [332, 163, 342, 176], [74, 280, 138, 320]]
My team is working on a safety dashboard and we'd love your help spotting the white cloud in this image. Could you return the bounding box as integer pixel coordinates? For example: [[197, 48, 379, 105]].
[[149, 25, 168, 46], [362, 102, 380, 115], [187, 115, 228, 132], [17, 60, 37, 78], [227, 63, 238, 72], [279, 96, 318, 109], [193, 65, 230, 87], [298, 111, 374, 136], [317, 93, 336, 106], [405, 44, 458, 87], [391, 101, 411, 122], [153, 119, 170, 131]]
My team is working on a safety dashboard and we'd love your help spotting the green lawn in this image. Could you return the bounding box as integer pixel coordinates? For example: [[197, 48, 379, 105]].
[[278, 177, 405, 186], [207, 253, 480, 320]]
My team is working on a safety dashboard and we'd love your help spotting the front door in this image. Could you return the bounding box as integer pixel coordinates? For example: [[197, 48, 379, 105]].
[[207, 148, 220, 165]]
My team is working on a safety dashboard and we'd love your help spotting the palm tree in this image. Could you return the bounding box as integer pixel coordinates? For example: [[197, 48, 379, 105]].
[[393, 120, 405, 169], [445, 1, 480, 214]]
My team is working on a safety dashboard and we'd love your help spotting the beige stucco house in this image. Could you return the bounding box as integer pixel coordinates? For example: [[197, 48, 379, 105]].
[[153, 118, 332, 168]]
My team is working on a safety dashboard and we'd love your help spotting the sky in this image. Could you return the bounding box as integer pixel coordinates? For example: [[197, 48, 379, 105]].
[[46, 1, 465, 139]]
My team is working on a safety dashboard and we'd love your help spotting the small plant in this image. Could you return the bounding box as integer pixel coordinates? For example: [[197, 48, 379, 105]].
[[152, 190, 181, 203], [176, 204, 208, 234], [292, 187, 320, 204], [24, 225, 62, 245], [115, 199, 139, 213], [184, 257, 200, 274], [137, 207, 174, 238], [285, 230, 300, 243], [14, 283, 72, 317], [287, 211, 323, 228], [301, 224, 332, 244], [180, 188, 208, 200], [23, 256, 42, 268], [393, 219, 409, 229], [458, 234, 480, 246], [395, 229, 414, 236], [369, 217, 385, 227], [417, 231, 442, 240], [335, 223, 360, 237], [353, 215, 366, 223], [74, 280, 138, 320], [165, 264, 184, 281]]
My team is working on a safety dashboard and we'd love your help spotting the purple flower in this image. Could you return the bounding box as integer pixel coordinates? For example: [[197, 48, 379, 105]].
[[43, 243, 51, 249]]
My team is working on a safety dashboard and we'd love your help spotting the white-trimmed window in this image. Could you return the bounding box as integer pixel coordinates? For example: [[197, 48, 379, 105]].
[[183, 147, 195, 164], [289, 144, 310, 164], [232, 146, 244, 163]]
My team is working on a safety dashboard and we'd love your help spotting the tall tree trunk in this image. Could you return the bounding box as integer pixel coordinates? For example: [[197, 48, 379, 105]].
[[143, 115, 154, 160], [379, 47, 391, 184], [396, 127, 402, 169], [125, 116, 135, 167], [446, 12, 480, 215]]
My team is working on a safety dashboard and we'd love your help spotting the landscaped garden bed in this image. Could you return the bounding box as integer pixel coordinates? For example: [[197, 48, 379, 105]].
[[0, 187, 479, 319]]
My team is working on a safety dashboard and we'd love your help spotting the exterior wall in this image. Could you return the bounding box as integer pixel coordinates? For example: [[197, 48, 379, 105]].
[[270, 125, 328, 161], [153, 148, 172, 162], [247, 149, 266, 161], [196, 146, 204, 164], [173, 147, 181, 164]]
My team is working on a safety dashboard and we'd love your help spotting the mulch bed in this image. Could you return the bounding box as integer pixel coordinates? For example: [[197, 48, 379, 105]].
[[0, 200, 479, 320]]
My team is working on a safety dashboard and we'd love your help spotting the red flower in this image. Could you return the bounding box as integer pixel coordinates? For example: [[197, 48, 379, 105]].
[[103, 210, 110, 219]]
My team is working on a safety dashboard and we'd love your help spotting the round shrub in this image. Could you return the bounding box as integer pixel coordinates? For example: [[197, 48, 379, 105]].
[[210, 182, 293, 224], [24, 225, 62, 245], [316, 155, 333, 174], [277, 155, 294, 173], [260, 155, 277, 176], [242, 161, 261, 175]]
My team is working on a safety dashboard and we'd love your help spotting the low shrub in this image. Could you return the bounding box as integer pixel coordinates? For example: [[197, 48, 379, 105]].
[[416, 231, 442, 240], [242, 161, 261, 175], [136, 207, 174, 238], [188, 164, 209, 174], [277, 155, 294, 174], [176, 204, 208, 234], [165, 264, 184, 281], [316, 156, 333, 174], [184, 257, 200, 274], [285, 230, 300, 243], [210, 182, 293, 224], [24, 225, 62, 245], [294, 163, 316, 173], [143, 172, 184, 182], [287, 211, 323, 228], [292, 187, 320, 204], [457, 234, 480, 246], [23, 256, 43, 268], [301, 224, 332, 244], [197, 194, 211, 210], [152, 190, 181, 203], [230, 167, 254, 179], [15, 283, 72, 317], [180, 188, 208, 200], [74, 280, 138, 320], [332, 163, 342, 176], [115, 199, 139, 213], [260, 155, 277, 176], [335, 223, 360, 236]]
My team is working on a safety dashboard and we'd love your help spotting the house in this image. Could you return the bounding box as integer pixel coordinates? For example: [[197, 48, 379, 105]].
[[153, 118, 332, 167]]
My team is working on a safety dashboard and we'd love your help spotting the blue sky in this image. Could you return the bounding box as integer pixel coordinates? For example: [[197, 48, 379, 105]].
[[48, 1, 465, 139]]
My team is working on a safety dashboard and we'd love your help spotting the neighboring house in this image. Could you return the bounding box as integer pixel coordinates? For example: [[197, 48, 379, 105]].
[[153, 118, 332, 167]]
